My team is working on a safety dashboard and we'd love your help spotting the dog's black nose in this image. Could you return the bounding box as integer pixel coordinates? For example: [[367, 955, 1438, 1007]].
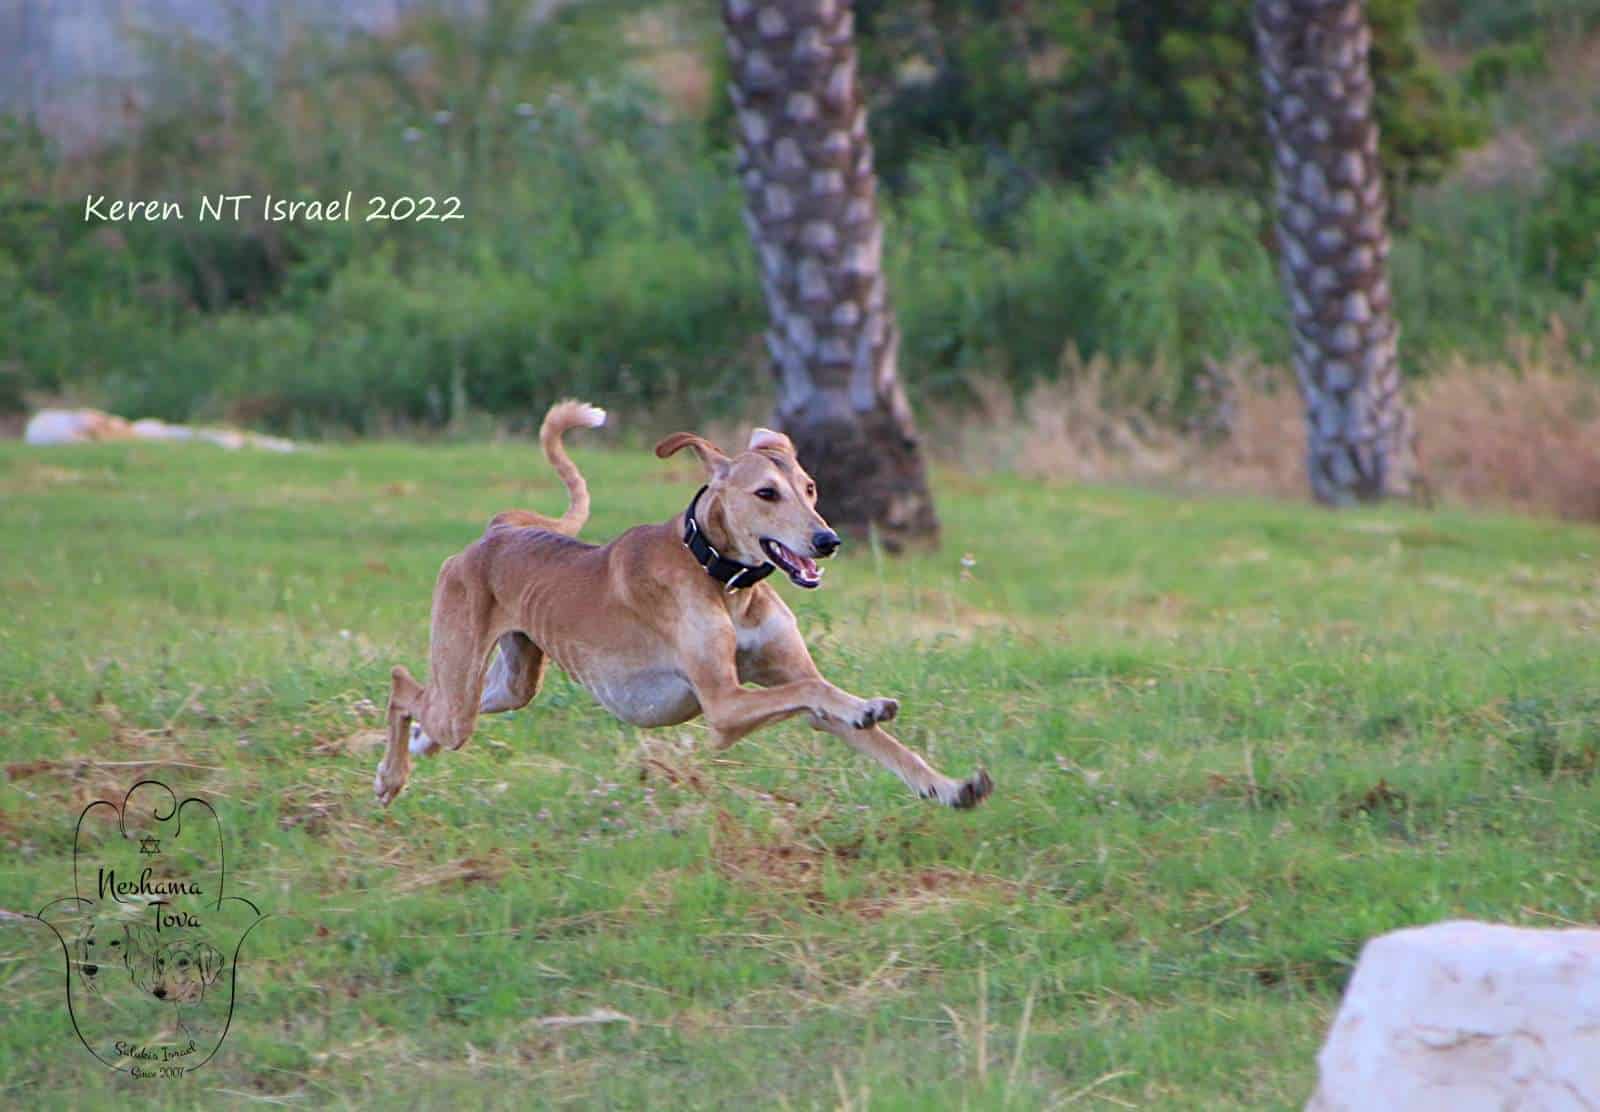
[[153, 987, 167, 1000], [812, 530, 840, 557]]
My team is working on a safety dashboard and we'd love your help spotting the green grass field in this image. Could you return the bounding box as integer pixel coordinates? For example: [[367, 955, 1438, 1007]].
[[2, 439, 1598, 1108]]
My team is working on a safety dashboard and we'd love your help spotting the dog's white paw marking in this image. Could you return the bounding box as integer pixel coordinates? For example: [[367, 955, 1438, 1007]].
[[409, 723, 440, 757]]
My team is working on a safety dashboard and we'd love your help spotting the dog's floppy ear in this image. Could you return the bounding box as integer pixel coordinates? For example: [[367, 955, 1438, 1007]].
[[122, 924, 158, 990], [122, 923, 156, 970], [747, 427, 794, 456], [655, 432, 729, 479], [195, 941, 225, 985]]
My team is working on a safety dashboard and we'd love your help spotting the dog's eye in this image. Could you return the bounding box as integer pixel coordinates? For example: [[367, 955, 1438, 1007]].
[[754, 488, 780, 502], [805, 484, 816, 499]]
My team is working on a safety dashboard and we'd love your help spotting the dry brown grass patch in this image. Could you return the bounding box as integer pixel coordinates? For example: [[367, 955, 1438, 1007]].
[[1190, 331, 1600, 520], [1414, 353, 1600, 521], [936, 355, 1188, 484], [710, 810, 829, 906], [276, 783, 346, 836], [841, 867, 1025, 921], [313, 729, 386, 757], [388, 850, 514, 891], [709, 811, 1025, 921], [944, 333, 1600, 522]]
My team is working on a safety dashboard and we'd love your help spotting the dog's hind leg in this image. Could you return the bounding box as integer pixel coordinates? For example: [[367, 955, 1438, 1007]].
[[408, 632, 545, 756], [377, 557, 497, 806], [377, 664, 424, 805]]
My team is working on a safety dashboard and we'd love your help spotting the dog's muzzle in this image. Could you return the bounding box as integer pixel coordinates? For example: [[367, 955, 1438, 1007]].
[[761, 538, 824, 589]]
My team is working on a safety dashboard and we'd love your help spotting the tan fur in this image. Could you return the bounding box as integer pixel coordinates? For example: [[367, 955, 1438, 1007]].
[[375, 401, 992, 810]]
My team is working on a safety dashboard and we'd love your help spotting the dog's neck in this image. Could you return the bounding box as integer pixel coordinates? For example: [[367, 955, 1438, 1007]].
[[682, 486, 774, 592]]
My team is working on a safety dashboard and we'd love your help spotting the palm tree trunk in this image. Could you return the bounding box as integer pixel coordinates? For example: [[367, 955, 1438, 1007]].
[[722, 0, 939, 547], [1255, 0, 1417, 504]]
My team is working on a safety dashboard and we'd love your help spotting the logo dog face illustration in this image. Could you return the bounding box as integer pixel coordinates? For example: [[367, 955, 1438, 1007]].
[[69, 918, 145, 998], [36, 781, 270, 1074], [112, 924, 224, 1003]]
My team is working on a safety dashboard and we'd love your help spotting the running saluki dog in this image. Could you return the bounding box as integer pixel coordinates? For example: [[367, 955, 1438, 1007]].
[[374, 401, 993, 809]]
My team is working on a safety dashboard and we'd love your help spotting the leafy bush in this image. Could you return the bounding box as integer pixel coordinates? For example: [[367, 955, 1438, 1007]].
[[0, 2, 769, 431], [1461, 39, 1547, 101], [0, 0, 1594, 434], [853, 0, 1487, 198], [892, 159, 1284, 405], [1526, 146, 1600, 297], [1421, 0, 1600, 47]]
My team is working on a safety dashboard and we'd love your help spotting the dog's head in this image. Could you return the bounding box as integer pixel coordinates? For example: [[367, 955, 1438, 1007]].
[[70, 916, 146, 996], [655, 427, 839, 588], [126, 932, 224, 1004]]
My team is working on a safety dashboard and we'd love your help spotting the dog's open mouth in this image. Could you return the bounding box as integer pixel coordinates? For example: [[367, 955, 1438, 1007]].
[[761, 538, 823, 589]]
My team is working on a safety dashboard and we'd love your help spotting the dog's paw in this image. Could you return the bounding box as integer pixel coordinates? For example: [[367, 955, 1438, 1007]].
[[953, 769, 994, 809], [373, 763, 407, 807], [851, 697, 899, 730], [923, 769, 994, 810]]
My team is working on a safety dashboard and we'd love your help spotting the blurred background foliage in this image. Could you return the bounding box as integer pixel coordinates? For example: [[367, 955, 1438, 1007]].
[[849, 0, 1483, 195], [0, 0, 1596, 433]]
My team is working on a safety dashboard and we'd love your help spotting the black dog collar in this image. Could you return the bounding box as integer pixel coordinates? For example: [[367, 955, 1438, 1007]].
[[682, 486, 775, 592]]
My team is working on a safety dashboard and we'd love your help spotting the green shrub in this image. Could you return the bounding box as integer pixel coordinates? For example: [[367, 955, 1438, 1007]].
[[1462, 40, 1547, 101], [1421, 0, 1600, 47], [853, 0, 1486, 199], [892, 158, 1283, 404], [1526, 146, 1600, 297], [1, 0, 1594, 433]]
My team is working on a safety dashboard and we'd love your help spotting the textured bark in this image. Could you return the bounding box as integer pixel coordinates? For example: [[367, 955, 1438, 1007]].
[[1255, 0, 1417, 505], [722, 0, 939, 548]]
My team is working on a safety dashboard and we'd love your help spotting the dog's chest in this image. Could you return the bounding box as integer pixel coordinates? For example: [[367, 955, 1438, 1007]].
[[734, 611, 785, 657], [569, 609, 786, 728]]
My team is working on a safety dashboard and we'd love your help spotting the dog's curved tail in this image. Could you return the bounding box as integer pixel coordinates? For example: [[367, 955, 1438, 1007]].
[[539, 399, 606, 535]]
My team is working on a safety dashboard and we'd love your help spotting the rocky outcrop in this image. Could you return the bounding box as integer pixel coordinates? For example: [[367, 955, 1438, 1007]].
[[1309, 920, 1600, 1111]]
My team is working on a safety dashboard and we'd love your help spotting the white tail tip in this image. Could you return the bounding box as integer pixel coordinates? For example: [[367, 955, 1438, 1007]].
[[578, 404, 607, 428]]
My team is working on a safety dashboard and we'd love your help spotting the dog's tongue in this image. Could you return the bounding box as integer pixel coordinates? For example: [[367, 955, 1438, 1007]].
[[786, 546, 817, 578], [767, 540, 820, 585]]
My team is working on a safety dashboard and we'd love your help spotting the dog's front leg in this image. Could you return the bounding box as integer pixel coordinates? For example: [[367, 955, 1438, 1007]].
[[805, 715, 993, 809], [684, 629, 890, 750], [696, 676, 893, 749], [743, 621, 993, 808]]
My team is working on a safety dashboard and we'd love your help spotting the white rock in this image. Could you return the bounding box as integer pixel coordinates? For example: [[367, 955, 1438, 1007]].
[[1308, 920, 1600, 1112], [24, 408, 295, 451], [25, 408, 126, 444]]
